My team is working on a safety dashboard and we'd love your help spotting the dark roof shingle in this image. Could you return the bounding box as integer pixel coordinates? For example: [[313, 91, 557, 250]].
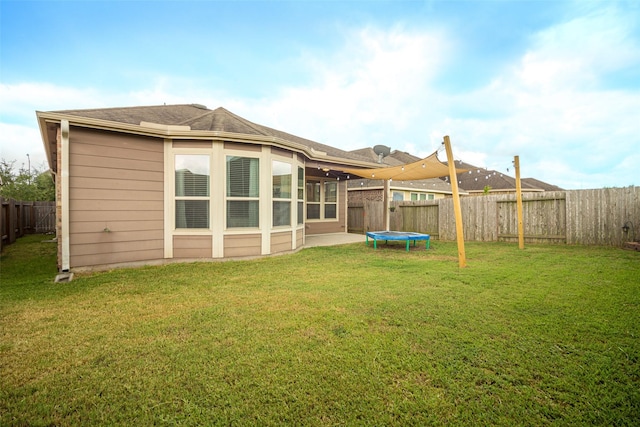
[[55, 104, 373, 163]]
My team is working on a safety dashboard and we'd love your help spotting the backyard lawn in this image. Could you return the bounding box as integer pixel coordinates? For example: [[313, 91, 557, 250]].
[[1, 234, 639, 426]]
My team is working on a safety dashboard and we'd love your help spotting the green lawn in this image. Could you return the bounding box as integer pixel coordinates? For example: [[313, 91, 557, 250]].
[[1, 235, 639, 426]]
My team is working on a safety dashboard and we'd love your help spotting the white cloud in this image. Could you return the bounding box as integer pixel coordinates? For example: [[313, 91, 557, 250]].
[[0, 82, 104, 120], [0, 123, 48, 171], [1, 5, 637, 190], [429, 4, 640, 188], [240, 25, 451, 152]]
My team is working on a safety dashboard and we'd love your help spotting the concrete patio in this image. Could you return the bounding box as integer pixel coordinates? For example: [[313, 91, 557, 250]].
[[305, 233, 366, 248]]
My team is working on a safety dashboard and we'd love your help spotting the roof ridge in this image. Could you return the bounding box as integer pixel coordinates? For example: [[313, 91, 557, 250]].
[[213, 107, 271, 136], [176, 109, 216, 126]]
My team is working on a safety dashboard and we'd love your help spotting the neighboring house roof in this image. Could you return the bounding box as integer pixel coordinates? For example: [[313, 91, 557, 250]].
[[521, 177, 564, 191], [385, 150, 421, 165], [348, 148, 422, 167], [349, 147, 382, 163], [347, 177, 457, 194], [443, 160, 563, 192]]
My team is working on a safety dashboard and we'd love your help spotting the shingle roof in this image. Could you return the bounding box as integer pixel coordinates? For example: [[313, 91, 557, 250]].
[[348, 177, 455, 193], [386, 150, 421, 164], [443, 161, 563, 192], [521, 178, 564, 191], [55, 104, 373, 164]]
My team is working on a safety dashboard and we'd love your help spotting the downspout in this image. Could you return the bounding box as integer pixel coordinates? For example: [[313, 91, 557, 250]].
[[61, 120, 70, 271]]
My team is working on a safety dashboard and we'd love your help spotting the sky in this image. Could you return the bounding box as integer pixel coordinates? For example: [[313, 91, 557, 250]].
[[1, 0, 639, 190]]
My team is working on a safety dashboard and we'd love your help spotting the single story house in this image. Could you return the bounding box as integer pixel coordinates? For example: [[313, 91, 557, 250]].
[[37, 104, 380, 271]]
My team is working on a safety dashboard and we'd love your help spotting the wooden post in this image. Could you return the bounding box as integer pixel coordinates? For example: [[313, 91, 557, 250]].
[[383, 179, 390, 231], [444, 136, 467, 268], [514, 155, 524, 249]]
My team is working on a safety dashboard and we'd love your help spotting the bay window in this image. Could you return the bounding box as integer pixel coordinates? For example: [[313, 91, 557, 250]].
[[297, 167, 304, 225], [272, 161, 292, 227], [227, 156, 259, 228], [175, 155, 210, 229]]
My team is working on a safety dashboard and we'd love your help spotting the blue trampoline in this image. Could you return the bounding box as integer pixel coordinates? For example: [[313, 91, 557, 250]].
[[365, 231, 430, 252]]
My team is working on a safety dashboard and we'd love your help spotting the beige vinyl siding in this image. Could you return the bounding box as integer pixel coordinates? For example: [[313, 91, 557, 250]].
[[173, 235, 212, 258], [271, 147, 293, 158], [296, 228, 304, 247], [69, 128, 164, 267], [173, 140, 213, 149], [224, 142, 261, 152], [270, 231, 292, 253], [224, 234, 261, 257]]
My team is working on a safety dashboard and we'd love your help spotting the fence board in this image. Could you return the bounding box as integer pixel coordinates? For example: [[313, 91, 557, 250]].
[[348, 204, 365, 234], [348, 187, 640, 246], [364, 200, 384, 232], [1, 197, 56, 251]]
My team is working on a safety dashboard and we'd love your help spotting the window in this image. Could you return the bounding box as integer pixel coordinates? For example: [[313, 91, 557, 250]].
[[324, 181, 337, 219], [306, 181, 321, 219], [392, 191, 404, 201], [272, 161, 292, 227], [306, 179, 338, 220], [297, 167, 304, 225], [175, 155, 210, 229], [227, 156, 259, 228]]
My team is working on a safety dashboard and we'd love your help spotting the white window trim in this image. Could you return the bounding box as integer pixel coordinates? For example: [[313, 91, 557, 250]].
[[306, 177, 339, 222], [171, 149, 213, 232], [272, 159, 294, 229], [224, 151, 262, 231]]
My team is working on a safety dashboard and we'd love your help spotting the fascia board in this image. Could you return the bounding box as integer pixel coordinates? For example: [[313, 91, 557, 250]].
[[36, 113, 55, 171]]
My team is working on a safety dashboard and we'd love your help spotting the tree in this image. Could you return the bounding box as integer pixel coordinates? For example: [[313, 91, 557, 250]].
[[0, 159, 55, 201]]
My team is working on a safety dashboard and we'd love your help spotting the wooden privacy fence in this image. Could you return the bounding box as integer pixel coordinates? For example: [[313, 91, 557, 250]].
[[1, 197, 56, 251], [348, 187, 640, 247]]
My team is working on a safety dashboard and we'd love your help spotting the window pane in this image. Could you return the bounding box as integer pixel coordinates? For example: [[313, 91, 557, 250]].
[[273, 161, 292, 199], [175, 155, 209, 197], [307, 204, 320, 220], [273, 201, 291, 227], [324, 181, 337, 203], [176, 200, 209, 229], [307, 182, 320, 202], [324, 204, 337, 219], [411, 193, 418, 201], [227, 200, 259, 228], [298, 167, 304, 200], [297, 201, 304, 225], [393, 192, 404, 201], [227, 156, 259, 197]]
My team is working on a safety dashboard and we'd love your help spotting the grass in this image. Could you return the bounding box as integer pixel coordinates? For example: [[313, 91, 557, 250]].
[[1, 235, 639, 426]]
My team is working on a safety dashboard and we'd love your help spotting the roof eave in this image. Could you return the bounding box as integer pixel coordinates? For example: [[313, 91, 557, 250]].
[[35, 112, 381, 169]]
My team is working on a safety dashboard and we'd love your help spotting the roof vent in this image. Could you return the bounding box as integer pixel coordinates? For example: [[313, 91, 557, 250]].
[[191, 104, 208, 110]]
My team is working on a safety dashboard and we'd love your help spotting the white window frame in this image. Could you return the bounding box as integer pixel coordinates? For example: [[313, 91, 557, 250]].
[[272, 160, 293, 228], [306, 178, 339, 222], [174, 154, 211, 230], [226, 154, 261, 229]]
